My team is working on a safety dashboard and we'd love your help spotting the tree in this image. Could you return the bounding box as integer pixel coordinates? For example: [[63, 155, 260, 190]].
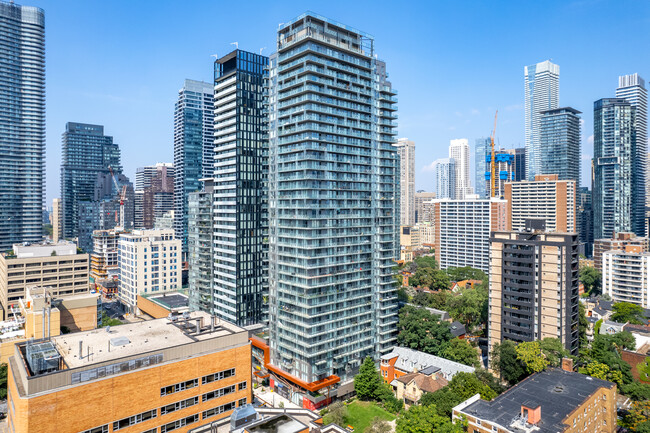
[[516, 341, 549, 374], [325, 401, 348, 426], [443, 338, 480, 368], [473, 368, 506, 395], [431, 269, 451, 291], [354, 356, 383, 400], [414, 255, 438, 270], [580, 266, 601, 295], [397, 287, 408, 303], [396, 404, 465, 433], [412, 292, 432, 307], [445, 266, 487, 282], [491, 341, 526, 385], [578, 303, 589, 346], [621, 382, 650, 401], [0, 363, 6, 399], [539, 338, 570, 368], [612, 302, 646, 325], [420, 372, 496, 419], [625, 400, 650, 431], [397, 306, 452, 356], [446, 286, 488, 332], [580, 332, 635, 385], [365, 417, 391, 433], [579, 361, 623, 385]]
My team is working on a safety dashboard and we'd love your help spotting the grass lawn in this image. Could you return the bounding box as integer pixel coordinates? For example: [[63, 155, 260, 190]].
[[343, 401, 396, 433]]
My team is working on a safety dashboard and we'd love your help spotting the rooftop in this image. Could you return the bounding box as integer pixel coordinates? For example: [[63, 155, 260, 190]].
[[244, 415, 307, 433], [143, 291, 189, 311], [51, 311, 241, 369], [9, 241, 79, 259], [381, 346, 474, 380], [458, 369, 614, 433]]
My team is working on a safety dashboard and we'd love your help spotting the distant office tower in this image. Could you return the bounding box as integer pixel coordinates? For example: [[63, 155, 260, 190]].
[[449, 139, 471, 199], [135, 163, 174, 229], [188, 50, 268, 327], [435, 158, 456, 199], [616, 74, 648, 230], [433, 198, 507, 272], [540, 107, 581, 184], [593, 232, 649, 271], [52, 198, 62, 243], [0, 3, 45, 250], [415, 191, 436, 223], [173, 79, 215, 255], [118, 229, 181, 311], [602, 249, 650, 308], [506, 147, 526, 181], [395, 138, 415, 225], [267, 13, 399, 400], [525, 60, 559, 180], [61, 122, 121, 240], [489, 222, 579, 355], [475, 138, 490, 198], [577, 187, 594, 257], [593, 98, 644, 238], [506, 174, 576, 233]]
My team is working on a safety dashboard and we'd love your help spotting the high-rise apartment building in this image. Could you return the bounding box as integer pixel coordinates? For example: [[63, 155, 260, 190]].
[[602, 249, 650, 308], [118, 229, 181, 310], [593, 98, 644, 238], [435, 158, 456, 199], [267, 13, 399, 402], [0, 3, 45, 250], [449, 139, 471, 199], [52, 198, 62, 243], [577, 187, 594, 257], [90, 229, 121, 283], [505, 174, 576, 233], [489, 223, 579, 355], [593, 232, 649, 271], [61, 122, 122, 240], [433, 198, 507, 272], [525, 60, 559, 180], [135, 163, 175, 229], [188, 50, 268, 327], [173, 80, 215, 255], [415, 191, 436, 223], [475, 138, 490, 199], [540, 107, 581, 184], [395, 138, 415, 225], [506, 147, 526, 181]]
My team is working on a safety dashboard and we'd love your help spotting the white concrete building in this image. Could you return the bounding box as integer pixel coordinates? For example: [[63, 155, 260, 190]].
[[118, 229, 181, 310], [602, 250, 650, 308], [395, 138, 416, 226], [449, 139, 472, 199]]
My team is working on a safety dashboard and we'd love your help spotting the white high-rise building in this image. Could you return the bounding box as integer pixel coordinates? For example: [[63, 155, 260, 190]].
[[449, 139, 471, 199], [395, 138, 415, 225], [602, 250, 650, 308], [435, 158, 456, 199], [525, 60, 559, 180]]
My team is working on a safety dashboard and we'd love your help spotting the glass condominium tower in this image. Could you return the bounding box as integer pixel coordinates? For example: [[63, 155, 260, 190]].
[[188, 50, 269, 327], [0, 2, 45, 249], [525, 60, 559, 180], [540, 107, 581, 184], [173, 79, 215, 255], [268, 13, 399, 389]]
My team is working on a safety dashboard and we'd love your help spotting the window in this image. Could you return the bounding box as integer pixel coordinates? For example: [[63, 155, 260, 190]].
[[238, 381, 247, 391], [160, 414, 198, 433], [203, 385, 236, 402], [202, 368, 235, 385], [160, 378, 198, 396], [238, 398, 247, 406], [80, 425, 109, 433], [113, 410, 157, 431], [160, 397, 198, 415], [202, 402, 236, 420]]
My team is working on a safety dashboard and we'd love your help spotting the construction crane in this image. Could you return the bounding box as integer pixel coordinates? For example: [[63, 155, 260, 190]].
[[490, 110, 498, 198], [108, 166, 127, 229]]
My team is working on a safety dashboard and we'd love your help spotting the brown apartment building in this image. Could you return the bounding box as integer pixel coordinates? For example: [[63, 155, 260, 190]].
[[8, 311, 251, 433], [593, 232, 649, 271], [505, 174, 576, 233]]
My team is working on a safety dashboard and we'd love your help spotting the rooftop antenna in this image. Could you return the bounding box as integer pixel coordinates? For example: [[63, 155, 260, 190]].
[[210, 54, 218, 60], [231, 42, 239, 49], [260, 47, 267, 55]]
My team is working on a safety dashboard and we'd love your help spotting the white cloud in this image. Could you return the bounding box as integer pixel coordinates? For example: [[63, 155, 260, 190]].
[[588, 134, 594, 145], [422, 161, 437, 172]]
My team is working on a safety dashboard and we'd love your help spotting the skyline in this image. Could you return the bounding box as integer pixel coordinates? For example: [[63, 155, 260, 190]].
[[29, 0, 650, 205]]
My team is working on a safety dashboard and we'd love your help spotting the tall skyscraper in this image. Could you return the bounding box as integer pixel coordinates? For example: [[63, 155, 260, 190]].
[[449, 138, 471, 199], [616, 73, 648, 231], [0, 3, 45, 250], [173, 79, 215, 255], [506, 147, 526, 181], [577, 187, 594, 257], [525, 60, 559, 180], [540, 107, 581, 184], [593, 98, 643, 239], [489, 222, 579, 355], [267, 13, 399, 401], [395, 138, 415, 225], [435, 158, 456, 199], [188, 50, 268, 327], [52, 198, 62, 243], [135, 163, 174, 229], [61, 122, 121, 240], [475, 138, 490, 199]]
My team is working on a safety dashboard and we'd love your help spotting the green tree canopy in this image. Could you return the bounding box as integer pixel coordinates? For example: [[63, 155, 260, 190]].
[[397, 305, 452, 356], [354, 356, 383, 400], [396, 404, 465, 433], [445, 286, 488, 332], [414, 255, 438, 270], [579, 266, 601, 295], [539, 338, 570, 368], [612, 302, 646, 325], [420, 372, 496, 419], [622, 382, 650, 402], [491, 341, 527, 385], [445, 266, 487, 282], [443, 338, 480, 368], [516, 341, 549, 374]]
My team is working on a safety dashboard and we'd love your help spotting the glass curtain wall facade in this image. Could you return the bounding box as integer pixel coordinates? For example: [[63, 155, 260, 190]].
[[268, 13, 399, 386], [173, 80, 215, 255], [593, 98, 638, 239], [61, 122, 121, 240], [0, 3, 45, 249], [435, 158, 456, 199], [525, 60, 559, 180], [540, 107, 581, 184], [475, 138, 490, 199]]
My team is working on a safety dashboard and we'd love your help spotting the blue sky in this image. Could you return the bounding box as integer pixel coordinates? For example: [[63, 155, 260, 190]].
[[32, 0, 650, 205]]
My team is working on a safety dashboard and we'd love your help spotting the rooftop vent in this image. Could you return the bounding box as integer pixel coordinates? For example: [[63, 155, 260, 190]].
[[110, 336, 130, 347]]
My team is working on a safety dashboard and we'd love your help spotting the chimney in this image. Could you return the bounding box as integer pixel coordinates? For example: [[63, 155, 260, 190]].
[[562, 357, 574, 372], [521, 404, 541, 425]]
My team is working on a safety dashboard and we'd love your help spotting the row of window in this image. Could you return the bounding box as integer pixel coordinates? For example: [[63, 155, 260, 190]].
[[161, 368, 238, 396]]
